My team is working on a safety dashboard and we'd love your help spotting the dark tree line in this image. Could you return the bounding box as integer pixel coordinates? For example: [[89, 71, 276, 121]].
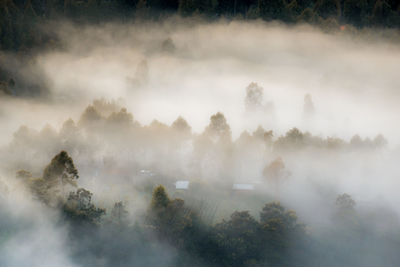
[[16, 151, 309, 266], [0, 0, 399, 53], [4, 99, 387, 176], [12, 150, 400, 266], [145, 185, 311, 266]]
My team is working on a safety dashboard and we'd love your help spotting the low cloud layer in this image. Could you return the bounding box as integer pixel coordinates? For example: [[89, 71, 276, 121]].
[[1, 18, 400, 267]]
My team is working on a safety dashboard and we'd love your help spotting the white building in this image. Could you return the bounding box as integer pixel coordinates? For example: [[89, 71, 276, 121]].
[[232, 183, 255, 191], [175, 180, 190, 190]]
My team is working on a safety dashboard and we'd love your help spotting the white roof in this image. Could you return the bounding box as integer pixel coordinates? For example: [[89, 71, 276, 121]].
[[175, 180, 190, 190], [232, 183, 255, 190], [139, 170, 155, 176]]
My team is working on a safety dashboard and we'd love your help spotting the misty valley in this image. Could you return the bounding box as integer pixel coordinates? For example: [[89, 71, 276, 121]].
[[1, 96, 399, 267], [1, 2, 400, 266]]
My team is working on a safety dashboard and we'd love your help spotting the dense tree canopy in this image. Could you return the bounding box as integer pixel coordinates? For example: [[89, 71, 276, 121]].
[[0, 0, 399, 56], [6, 146, 400, 267]]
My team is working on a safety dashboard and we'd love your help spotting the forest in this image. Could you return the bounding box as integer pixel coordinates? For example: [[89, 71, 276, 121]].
[[0, 0, 399, 53], [1, 94, 400, 266], [1, 1, 400, 267]]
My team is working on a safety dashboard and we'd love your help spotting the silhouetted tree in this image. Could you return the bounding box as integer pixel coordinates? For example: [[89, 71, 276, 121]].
[[148, 185, 193, 246], [161, 37, 176, 52], [263, 157, 290, 198], [245, 82, 263, 111], [111, 201, 129, 226], [178, 0, 197, 16], [350, 134, 363, 147], [343, 0, 368, 27], [205, 112, 231, 142], [373, 134, 387, 148], [78, 105, 103, 128], [260, 202, 305, 266], [60, 118, 79, 137], [275, 127, 304, 149], [30, 151, 79, 204], [333, 193, 359, 228], [336, 193, 355, 211], [315, 0, 340, 19], [171, 116, 191, 133], [258, 0, 286, 20], [214, 211, 263, 266], [297, 7, 318, 23], [151, 185, 170, 209], [43, 150, 79, 187], [63, 188, 106, 226], [106, 108, 134, 128]]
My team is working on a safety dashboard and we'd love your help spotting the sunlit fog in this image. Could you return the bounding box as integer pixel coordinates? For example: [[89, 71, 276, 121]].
[[1, 3, 400, 266]]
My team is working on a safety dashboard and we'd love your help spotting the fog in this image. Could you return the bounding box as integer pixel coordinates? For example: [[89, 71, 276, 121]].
[[2, 19, 400, 141], [1, 18, 400, 266]]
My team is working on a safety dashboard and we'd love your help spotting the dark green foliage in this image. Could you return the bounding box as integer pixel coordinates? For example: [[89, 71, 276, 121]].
[[23, 151, 79, 204], [214, 211, 263, 266], [258, 0, 286, 20], [151, 185, 170, 209], [1, 0, 399, 53], [148, 0, 179, 12], [315, 0, 340, 19], [43, 150, 79, 184], [148, 185, 195, 247], [15, 151, 106, 238], [146, 186, 310, 266], [343, 0, 368, 26], [260, 202, 306, 266], [260, 202, 305, 239], [62, 188, 106, 226], [285, 0, 303, 22], [370, 0, 400, 27]]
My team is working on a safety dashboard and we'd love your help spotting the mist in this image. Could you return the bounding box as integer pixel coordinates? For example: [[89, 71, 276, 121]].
[[1, 17, 400, 267]]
